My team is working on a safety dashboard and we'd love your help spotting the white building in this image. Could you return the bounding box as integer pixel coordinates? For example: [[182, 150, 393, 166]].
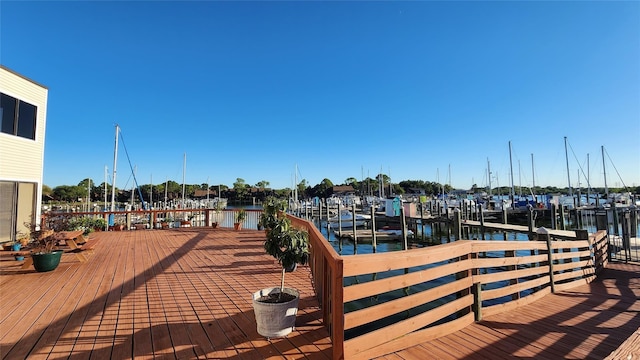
[[0, 65, 48, 243]]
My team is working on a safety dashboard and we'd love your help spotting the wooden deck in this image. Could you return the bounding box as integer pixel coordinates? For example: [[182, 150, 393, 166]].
[[1, 228, 638, 359], [378, 261, 640, 360], [0, 228, 331, 359]]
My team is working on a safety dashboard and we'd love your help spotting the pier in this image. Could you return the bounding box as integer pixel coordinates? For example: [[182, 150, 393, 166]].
[[2, 210, 638, 359]]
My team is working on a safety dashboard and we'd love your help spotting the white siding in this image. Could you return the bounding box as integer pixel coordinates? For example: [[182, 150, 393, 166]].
[[0, 66, 48, 225]]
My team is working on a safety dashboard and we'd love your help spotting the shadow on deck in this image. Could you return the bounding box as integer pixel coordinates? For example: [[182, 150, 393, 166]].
[[0, 228, 331, 359]]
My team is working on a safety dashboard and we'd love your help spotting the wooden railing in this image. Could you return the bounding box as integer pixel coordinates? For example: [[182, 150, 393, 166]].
[[49, 211, 609, 359], [42, 208, 264, 230], [290, 216, 345, 360], [291, 213, 609, 360]]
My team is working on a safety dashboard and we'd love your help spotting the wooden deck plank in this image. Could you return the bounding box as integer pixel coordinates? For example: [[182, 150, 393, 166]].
[[155, 230, 223, 359], [389, 261, 640, 360], [132, 231, 158, 360], [40, 262, 100, 358], [89, 232, 129, 359], [36, 247, 108, 359], [110, 233, 136, 360], [1, 228, 638, 360], [69, 235, 125, 360]]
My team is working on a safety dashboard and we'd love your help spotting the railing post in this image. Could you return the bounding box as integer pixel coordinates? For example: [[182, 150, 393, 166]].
[[332, 257, 345, 360], [472, 282, 482, 321], [479, 204, 485, 240], [370, 205, 377, 253], [453, 208, 462, 240], [538, 227, 555, 293], [401, 205, 408, 250]]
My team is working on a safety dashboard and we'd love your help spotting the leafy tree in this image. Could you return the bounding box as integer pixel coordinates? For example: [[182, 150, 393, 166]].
[[52, 185, 84, 202], [344, 177, 359, 188], [42, 184, 52, 196], [309, 178, 334, 198], [296, 179, 308, 198], [255, 180, 270, 188], [233, 178, 249, 202]]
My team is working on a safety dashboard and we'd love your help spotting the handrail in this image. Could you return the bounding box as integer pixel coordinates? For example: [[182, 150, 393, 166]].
[[290, 215, 609, 360], [42, 208, 264, 230], [289, 215, 345, 360], [49, 210, 610, 360]]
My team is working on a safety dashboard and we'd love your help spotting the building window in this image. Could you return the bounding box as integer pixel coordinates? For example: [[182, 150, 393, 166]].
[[0, 93, 37, 140]]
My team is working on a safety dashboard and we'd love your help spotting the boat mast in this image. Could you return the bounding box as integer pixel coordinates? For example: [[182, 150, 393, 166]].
[[587, 153, 590, 206], [164, 177, 168, 209], [104, 166, 108, 211], [131, 165, 136, 209], [110, 124, 119, 212], [531, 153, 536, 202], [181, 153, 186, 213], [509, 140, 515, 208], [564, 136, 573, 204], [487, 158, 492, 198], [601, 145, 608, 202], [295, 164, 299, 206]]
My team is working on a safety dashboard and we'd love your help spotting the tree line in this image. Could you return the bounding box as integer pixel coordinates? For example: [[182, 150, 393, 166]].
[[43, 175, 638, 204]]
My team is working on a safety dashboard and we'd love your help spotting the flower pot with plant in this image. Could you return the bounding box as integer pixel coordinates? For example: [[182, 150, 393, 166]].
[[253, 200, 309, 338], [234, 209, 246, 230], [10, 233, 24, 252], [211, 202, 223, 228], [29, 227, 60, 272], [259, 197, 284, 235]]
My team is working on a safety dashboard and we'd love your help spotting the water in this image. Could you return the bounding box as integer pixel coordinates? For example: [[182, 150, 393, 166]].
[[309, 218, 563, 340]]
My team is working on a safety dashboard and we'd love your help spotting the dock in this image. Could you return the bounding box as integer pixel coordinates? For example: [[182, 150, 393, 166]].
[[2, 224, 638, 359], [332, 229, 409, 241], [461, 220, 580, 238]]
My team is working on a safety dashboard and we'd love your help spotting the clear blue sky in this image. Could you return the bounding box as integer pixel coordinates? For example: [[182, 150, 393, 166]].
[[2, 1, 638, 191]]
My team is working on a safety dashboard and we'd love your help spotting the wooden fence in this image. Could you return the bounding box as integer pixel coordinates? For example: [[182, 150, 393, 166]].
[[42, 208, 263, 230], [292, 214, 609, 360]]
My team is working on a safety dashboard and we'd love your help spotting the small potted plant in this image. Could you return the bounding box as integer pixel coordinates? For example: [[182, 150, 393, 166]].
[[234, 209, 246, 230], [29, 226, 60, 272], [10, 231, 25, 252], [253, 200, 310, 338], [211, 202, 223, 228]]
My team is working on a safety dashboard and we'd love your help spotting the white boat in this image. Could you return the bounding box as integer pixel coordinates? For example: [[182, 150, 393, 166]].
[[377, 228, 415, 237], [328, 210, 371, 229]]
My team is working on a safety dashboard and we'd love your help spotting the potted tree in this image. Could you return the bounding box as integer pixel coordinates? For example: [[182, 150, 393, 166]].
[[29, 227, 61, 272], [259, 197, 283, 234], [211, 202, 222, 228], [253, 199, 310, 338], [234, 209, 246, 230]]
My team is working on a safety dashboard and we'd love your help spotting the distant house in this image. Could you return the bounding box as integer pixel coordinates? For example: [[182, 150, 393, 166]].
[[331, 185, 355, 195], [0, 65, 49, 243], [192, 189, 219, 199]]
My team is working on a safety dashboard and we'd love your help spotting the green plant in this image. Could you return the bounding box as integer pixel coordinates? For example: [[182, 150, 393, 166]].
[[29, 226, 56, 254], [12, 231, 26, 245], [263, 212, 310, 294], [91, 217, 108, 230], [67, 216, 106, 235], [259, 196, 287, 231], [235, 209, 247, 223]]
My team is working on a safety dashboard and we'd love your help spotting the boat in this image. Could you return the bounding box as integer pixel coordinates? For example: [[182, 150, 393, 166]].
[[328, 210, 371, 229], [377, 226, 415, 237]]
